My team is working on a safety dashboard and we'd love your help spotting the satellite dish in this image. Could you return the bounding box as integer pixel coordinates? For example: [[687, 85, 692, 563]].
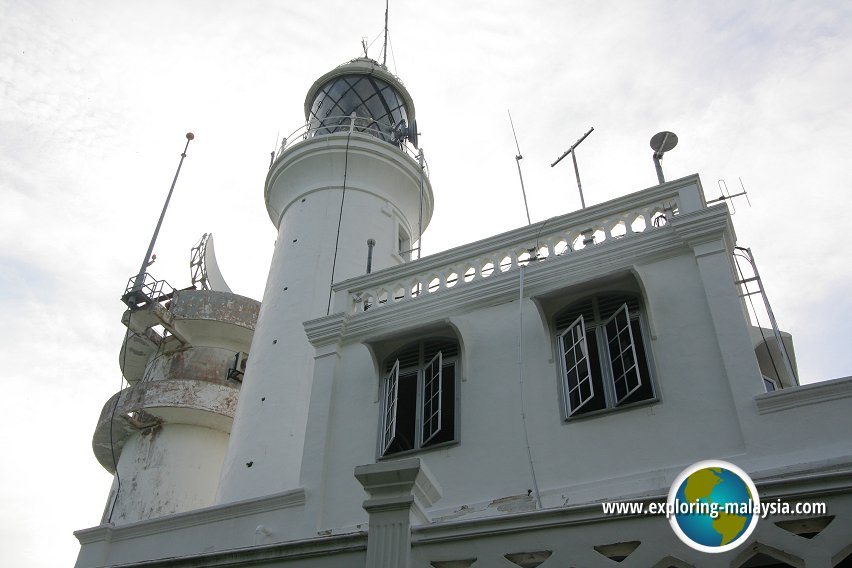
[[650, 131, 678, 184], [650, 131, 678, 156], [408, 118, 418, 148]]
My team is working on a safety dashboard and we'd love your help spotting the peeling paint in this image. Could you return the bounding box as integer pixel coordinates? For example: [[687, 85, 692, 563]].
[[490, 494, 536, 513]]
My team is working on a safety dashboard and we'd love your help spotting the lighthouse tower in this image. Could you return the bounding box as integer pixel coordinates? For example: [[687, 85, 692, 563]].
[[216, 58, 434, 502], [94, 264, 260, 524]]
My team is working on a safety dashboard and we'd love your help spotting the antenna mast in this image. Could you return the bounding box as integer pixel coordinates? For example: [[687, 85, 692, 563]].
[[551, 127, 594, 209], [382, 0, 389, 67], [124, 132, 194, 307], [508, 110, 531, 225], [708, 177, 752, 213]]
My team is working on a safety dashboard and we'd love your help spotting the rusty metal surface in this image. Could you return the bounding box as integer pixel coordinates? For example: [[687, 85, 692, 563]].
[[170, 290, 259, 330], [142, 346, 239, 384]]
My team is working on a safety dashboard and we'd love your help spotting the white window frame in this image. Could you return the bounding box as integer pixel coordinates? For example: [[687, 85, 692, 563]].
[[604, 304, 643, 405], [556, 298, 654, 419], [381, 360, 400, 455], [558, 315, 596, 416], [379, 343, 458, 457], [396, 222, 412, 262], [421, 352, 443, 445]]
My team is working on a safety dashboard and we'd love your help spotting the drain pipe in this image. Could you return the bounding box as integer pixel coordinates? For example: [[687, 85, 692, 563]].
[[366, 239, 376, 274]]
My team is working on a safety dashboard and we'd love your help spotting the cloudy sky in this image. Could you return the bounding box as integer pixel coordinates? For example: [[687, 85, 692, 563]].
[[1, 1, 850, 565]]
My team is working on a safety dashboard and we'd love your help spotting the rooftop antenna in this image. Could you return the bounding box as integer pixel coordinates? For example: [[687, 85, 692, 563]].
[[650, 131, 678, 184], [708, 177, 752, 213], [123, 132, 194, 308], [551, 127, 594, 209], [508, 110, 531, 225], [382, 0, 389, 67]]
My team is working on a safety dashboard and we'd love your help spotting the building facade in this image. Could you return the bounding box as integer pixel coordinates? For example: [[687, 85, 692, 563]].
[[76, 57, 852, 568]]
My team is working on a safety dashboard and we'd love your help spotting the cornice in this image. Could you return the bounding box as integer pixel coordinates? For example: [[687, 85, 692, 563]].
[[755, 376, 852, 414], [101, 531, 367, 568], [75, 488, 306, 544], [411, 463, 852, 544]]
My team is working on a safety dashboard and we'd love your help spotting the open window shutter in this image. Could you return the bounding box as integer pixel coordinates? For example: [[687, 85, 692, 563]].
[[605, 303, 642, 404], [559, 315, 595, 415], [421, 351, 443, 445], [382, 360, 400, 455]]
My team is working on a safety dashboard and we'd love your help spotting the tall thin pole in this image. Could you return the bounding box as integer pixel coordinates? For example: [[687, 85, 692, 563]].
[[508, 110, 531, 225], [570, 150, 586, 209], [130, 132, 194, 297], [417, 149, 425, 260], [551, 127, 594, 209], [382, 0, 389, 67]]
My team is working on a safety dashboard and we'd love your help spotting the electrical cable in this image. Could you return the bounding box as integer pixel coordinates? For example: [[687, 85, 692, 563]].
[[327, 130, 353, 315], [533, 215, 556, 258], [107, 310, 133, 523], [365, 29, 384, 56], [388, 33, 398, 76], [518, 265, 543, 509]]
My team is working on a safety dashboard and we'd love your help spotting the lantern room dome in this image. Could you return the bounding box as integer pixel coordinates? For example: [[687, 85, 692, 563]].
[[303, 58, 417, 147]]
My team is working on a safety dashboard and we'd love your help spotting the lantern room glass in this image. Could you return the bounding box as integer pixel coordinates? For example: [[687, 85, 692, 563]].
[[308, 74, 409, 146]]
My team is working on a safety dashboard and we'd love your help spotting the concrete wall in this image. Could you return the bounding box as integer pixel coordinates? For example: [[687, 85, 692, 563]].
[[298, 209, 852, 534], [218, 133, 433, 503], [106, 424, 230, 524]]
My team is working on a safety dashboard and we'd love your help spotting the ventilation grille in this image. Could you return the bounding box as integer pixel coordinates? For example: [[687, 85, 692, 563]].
[[554, 299, 595, 331], [597, 295, 641, 321], [424, 338, 459, 361], [385, 337, 459, 372], [555, 295, 641, 331]]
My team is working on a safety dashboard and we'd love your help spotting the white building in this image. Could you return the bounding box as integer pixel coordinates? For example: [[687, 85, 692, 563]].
[[75, 56, 852, 568]]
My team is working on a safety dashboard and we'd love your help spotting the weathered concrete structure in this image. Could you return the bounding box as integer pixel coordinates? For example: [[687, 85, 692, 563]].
[[93, 286, 259, 525], [76, 57, 852, 568]]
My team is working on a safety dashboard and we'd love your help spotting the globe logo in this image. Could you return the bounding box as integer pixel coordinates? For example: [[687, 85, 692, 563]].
[[667, 460, 760, 553]]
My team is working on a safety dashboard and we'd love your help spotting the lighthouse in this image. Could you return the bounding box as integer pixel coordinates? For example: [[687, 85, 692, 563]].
[[216, 57, 434, 503], [77, 48, 852, 568]]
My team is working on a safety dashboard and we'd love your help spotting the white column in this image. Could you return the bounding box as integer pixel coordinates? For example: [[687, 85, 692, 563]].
[[354, 458, 441, 568]]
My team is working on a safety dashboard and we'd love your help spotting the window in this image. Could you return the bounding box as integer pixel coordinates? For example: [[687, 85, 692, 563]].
[[380, 337, 458, 456], [555, 294, 655, 418], [397, 225, 411, 261]]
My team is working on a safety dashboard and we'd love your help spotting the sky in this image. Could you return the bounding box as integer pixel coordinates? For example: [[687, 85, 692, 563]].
[[1, 1, 850, 565]]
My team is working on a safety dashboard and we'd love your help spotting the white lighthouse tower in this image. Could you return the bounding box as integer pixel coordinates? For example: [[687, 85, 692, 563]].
[[94, 240, 260, 525], [216, 58, 434, 503]]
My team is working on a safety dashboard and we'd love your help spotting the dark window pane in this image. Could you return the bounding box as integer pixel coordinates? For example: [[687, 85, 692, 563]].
[[386, 371, 417, 454], [577, 333, 607, 414]]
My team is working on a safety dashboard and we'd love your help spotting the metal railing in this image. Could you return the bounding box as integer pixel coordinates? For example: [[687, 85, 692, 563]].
[[122, 272, 176, 310], [271, 114, 425, 170]]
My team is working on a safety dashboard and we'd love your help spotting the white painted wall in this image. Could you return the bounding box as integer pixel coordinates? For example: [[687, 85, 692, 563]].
[[105, 423, 230, 524], [76, 178, 852, 568], [217, 132, 433, 503], [299, 233, 852, 532]]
